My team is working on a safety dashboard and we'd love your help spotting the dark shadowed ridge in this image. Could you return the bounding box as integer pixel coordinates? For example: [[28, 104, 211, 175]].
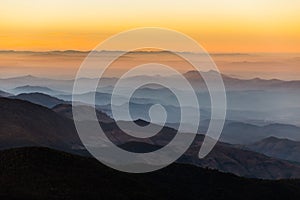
[[0, 97, 81, 151], [1, 147, 300, 200]]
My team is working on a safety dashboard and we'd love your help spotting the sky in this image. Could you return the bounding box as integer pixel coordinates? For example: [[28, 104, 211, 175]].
[[1, 0, 300, 52]]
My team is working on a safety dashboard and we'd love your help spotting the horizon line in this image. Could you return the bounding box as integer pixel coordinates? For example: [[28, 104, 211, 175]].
[[1, 49, 300, 55], [0, 71, 294, 83]]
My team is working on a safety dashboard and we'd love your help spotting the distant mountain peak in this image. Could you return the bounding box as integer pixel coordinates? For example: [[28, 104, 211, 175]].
[[184, 70, 219, 75], [15, 85, 53, 90], [16, 92, 57, 98], [260, 136, 297, 143], [18, 75, 39, 80], [183, 70, 229, 80], [262, 136, 283, 142], [134, 119, 150, 126], [24, 75, 35, 78]]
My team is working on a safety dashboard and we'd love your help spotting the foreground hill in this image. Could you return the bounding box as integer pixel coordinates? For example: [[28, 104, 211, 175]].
[[1, 147, 300, 200], [120, 140, 300, 179], [0, 97, 80, 150]]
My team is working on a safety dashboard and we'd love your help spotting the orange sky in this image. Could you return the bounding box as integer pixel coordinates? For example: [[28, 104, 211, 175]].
[[1, 0, 300, 52]]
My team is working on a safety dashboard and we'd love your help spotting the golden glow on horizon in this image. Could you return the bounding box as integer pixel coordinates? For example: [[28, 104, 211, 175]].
[[1, 0, 300, 52]]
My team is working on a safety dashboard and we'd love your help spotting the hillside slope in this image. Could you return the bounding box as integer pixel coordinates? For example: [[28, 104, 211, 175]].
[[1, 147, 300, 200]]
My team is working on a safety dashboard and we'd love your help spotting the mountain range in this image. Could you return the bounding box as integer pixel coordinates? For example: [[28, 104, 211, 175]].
[[12, 85, 66, 96], [162, 120, 300, 145], [52, 103, 113, 123], [4, 90, 300, 144], [10, 92, 66, 108], [244, 136, 300, 163], [219, 122, 300, 144], [1, 97, 300, 179], [184, 70, 300, 91], [2, 72, 300, 126], [1, 70, 300, 93]]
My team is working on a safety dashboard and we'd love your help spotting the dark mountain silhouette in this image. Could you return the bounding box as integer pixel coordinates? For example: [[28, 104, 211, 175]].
[[1, 147, 300, 200], [245, 137, 300, 163], [1, 97, 300, 179], [188, 139, 300, 179], [107, 121, 300, 179], [0, 97, 81, 150], [10, 92, 66, 108], [120, 138, 300, 179], [0, 90, 12, 97]]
